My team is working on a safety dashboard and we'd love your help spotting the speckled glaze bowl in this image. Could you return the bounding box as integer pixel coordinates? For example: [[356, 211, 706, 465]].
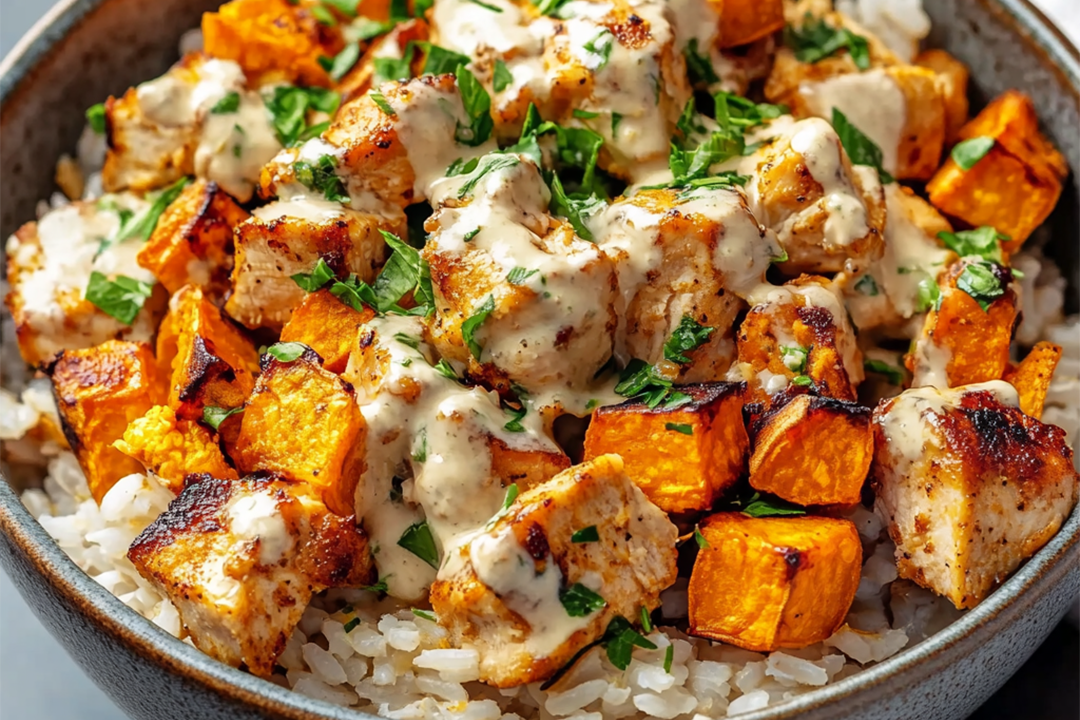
[[1, 1, 1078, 718]]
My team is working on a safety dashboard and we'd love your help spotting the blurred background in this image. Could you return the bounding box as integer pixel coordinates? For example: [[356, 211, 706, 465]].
[[0, 0, 1078, 718]]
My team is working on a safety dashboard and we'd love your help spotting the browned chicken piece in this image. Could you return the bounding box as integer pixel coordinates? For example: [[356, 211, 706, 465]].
[[102, 53, 282, 201], [156, 285, 260, 425], [843, 184, 956, 335], [128, 473, 373, 676], [224, 205, 396, 331], [431, 454, 678, 688], [201, 0, 344, 88], [594, 187, 781, 381], [730, 275, 863, 403], [872, 382, 1078, 609], [234, 347, 366, 517], [422, 155, 617, 397], [741, 117, 886, 275], [49, 340, 167, 503], [138, 179, 250, 300], [114, 404, 239, 494], [5, 200, 167, 367], [583, 383, 749, 513], [906, 258, 1019, 389]]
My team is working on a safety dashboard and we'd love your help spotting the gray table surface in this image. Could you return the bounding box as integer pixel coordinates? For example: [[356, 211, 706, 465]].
[[1, 1, 1078, 718]]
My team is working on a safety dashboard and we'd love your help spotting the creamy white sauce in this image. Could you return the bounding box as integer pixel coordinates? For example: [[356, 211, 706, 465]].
[[226, 490, 293, 565], [664, 0, 719, 52], [879, 184, 954, 319], [798, 69, 906, 176], [252, 198, 346, 223], [432, 0, 539, 56]]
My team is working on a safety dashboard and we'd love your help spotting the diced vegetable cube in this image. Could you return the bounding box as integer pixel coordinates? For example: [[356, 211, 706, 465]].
[[1004, 341, 1062, 420], [279, 289, 375, 374]]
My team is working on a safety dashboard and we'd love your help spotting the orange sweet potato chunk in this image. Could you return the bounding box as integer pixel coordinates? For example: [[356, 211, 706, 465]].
[[50, 341, 167, 503], [927, 91, 1066, 250], [138, 179, 250, 299], [279, 289, 375, 374], [114, 405, 239, 494], [157, 285, 261, 422], [202, 0, 342, 87], [688, 512, 862, 651], [1004, 342, 1062, 420], [914, 49, 969, 143], [749, 394, 872, 506], [234, 347, 365, 515], [715, 0, 784, 48], [583, 383, 748, 514]]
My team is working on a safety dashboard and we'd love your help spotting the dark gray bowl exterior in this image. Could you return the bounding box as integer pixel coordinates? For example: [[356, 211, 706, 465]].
[[0, 1, 1078, 719]]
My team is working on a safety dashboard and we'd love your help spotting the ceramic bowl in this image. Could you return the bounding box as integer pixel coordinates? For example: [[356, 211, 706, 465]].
[[1, 1, 1078, 719]]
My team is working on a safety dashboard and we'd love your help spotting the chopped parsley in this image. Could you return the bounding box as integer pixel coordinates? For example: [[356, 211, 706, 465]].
[[86, 103, 107, 134], [916, 275, 942, 313], [785, 15, 870, 70], [684, 38, 719, 86], [371, 230, 435, 314], [582, 29, 615, 71], [714, 91, 788, 130], [571, 526, 600, 543], [456, 154, 520, 197], [603, 616, 657, 670], [640, 606, 654, 633], [370, 90, 396, 116], [740, 492, 806, 518], [398, 520, 439, 568], [864, 358, 904, 385], [956, 261, 1006, 311], [937, 226, 1008, 264], [311, 4, 338, 25], [210, 91, 241, 115], [202, 405, 244, 430], [780, 345, 808, 373], [465, 0, 503, 10], [265, 342, 308, 362], [461, 295, 496, 360], [319, 42, 362, 81], [559, 583, 607, 617], [532, 0, 571, 18], [503, 404, 527, 432], [573, 109, 600, 120], [548, 173, 605, 241], [951, 136, 995, 170], [663, 644, 674, 673], [412, 608, 437, 621], [693, 525, 710, 549], [507, 267, 539, 285], [294, 154, 349, 203], [791, 375, 815, 387], [416, 42, 471, 75], [343, 617, 361, 633], [662, 316, 714, 363], [264, 85, 340, 146], [665, 422, 693, 435], [854, 274, 880, 296], [493, 59, 513, 92], [99, 176, 190, 253], [454, 65, 495, 146], [84, 272, 154, 325], [832, 108, 894, 183], [433, 358, 459, 380], [361, 577, 390, 593]]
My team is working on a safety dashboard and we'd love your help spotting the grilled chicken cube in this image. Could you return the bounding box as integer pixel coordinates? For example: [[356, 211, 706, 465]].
[[201, 0, 343, 88], [224, 203, 394, 331], [235, 347, 366, 517], [843, 184, 956, 334], [871, 382, 1079, 609], [730, 276, 863, 403], [114, 404, 238, 494], [583, 382, 748, 513], [688, 512, 862, 651], [422, 154, 617, 397], [128, 473, 374, 676], [156, 285, 260, 422], [430, 454, 678, 687], [103, 53, 282, 201], [279, 289, 375, 374], [594, 187, 781, 379], [741, 117, 886, 275], [4, 200, 166, 367], [138, 179, 250, 299], [342, 315, 570, 600], [907, 258, 1019, 389], [49, 340, 167, 503], [749, 393, 873, 506], [914, 49, 970, 143]]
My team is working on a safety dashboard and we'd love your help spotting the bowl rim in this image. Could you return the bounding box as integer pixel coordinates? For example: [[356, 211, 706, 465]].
[[1, 0, 1079, 718]]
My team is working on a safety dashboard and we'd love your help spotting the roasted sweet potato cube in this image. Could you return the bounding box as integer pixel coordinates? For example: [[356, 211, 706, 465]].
[[157, 285, 260, 421], [749, 394, 872, 506], [114, 405, 238, 494], [689, 512, 861, 651], [279, 290, 375, 374], [888, 65, 947, 180], [927, 91, 1066, 250], [872, 383, 1078, 609], [1004, 342, 1062, 420], [50, 340, 166, 503], [714, 0, 784, 48], [138, 179, 250, 299], [201, 0, 341, 87], [907, 259, 1019, 388], [583, 383, 748, 513], [234, 347, 365, 515], [914, 49, 969, 142]]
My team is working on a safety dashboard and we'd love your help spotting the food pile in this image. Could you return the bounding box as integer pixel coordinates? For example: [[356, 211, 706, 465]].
[[3, 0, 1078, 717]]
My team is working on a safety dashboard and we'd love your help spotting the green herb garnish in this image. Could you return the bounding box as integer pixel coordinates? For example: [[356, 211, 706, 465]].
[[951, 136, 994, 170], [398, 520, 439, 568], [265, 342, 308, 362], [832, 108, 894, 183], [572, 526, 600, 543], [560, 583, 607, 617], [202, 405, 244, 430], [462, 295, 496, 360], [84, 272, 154, 325]]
